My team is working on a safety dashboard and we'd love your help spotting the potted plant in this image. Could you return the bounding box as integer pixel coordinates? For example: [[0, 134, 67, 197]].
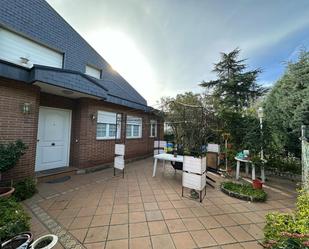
[[30, 234, 58, 249], [0, 140, 27, 198], [1, 232, 33, 249]]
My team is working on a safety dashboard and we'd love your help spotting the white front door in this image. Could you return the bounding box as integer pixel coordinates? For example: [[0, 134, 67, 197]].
[[35, 107, 71, 171]]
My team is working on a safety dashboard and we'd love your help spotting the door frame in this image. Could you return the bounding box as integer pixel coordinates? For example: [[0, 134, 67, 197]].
[[35, 106, 72, 171]]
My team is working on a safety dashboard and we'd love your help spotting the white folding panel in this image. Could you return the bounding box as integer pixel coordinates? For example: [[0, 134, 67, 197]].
[[115, 144, 125, 156], [114, 155, 125, 170], [207, 143, 220, 153], [182, 171, 206, 191]]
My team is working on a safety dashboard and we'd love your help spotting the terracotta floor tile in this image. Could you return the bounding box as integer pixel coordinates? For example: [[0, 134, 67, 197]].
[[243, 212, 265, 223], [148, 220, 169, 235], [129, 203, 144, 212], [110, 213, 128, 225], [85, 242, 106, 249], [241, 224, 264, 240], [214, 214, 237, 227], [155, 194, 169, 201], [105, 239, 128, 249], [130, 222, 149, 238], [91, 214, 111, 227], [78, 207, 97, 217], [69, 216, 92, 229], [158, 201, 174, 209], [221, 243, 244, 249], [129, 196, 142, 203], [151, 234, 176, 249], [190, 230, 217, 247], [171, 232, 197, 249], [162, 209, 180, 220], [142, 195, 157, 203], [129, 211, 146, 223], [190, 207, 208, 217], [84, 226, 108, 243], [240, 241, 264, 249], [208, 228, 236, 245], [227, 226, 254, 242], [228, 213, 252, 225], [130, 237, 152, 249], [182, 217, 204, 231], [113, 204, 129, 214], [69, 228, 87, 243], [58, 208, 80, 218], [165, 219, 187, 233], [171, 200, 187, 208], [144, 202, 159, 211], [145, 210, 163, 221], [57, 217, 74, 229], [198, 216, 222, 229], [95, 205, 113, 215], [108, 224, 129, 240], [176, 208, 195, 218]]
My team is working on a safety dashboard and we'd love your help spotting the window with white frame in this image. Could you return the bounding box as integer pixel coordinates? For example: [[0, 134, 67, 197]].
[[150, 120, 157, 137], [126, 116, 142, 138], [85, 65, 101, 79], [97, 111, 121, 139]]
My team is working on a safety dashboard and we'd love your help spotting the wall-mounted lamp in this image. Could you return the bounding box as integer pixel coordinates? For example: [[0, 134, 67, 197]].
[[22, 103, 31, 114], [90, 113, 96, 121]]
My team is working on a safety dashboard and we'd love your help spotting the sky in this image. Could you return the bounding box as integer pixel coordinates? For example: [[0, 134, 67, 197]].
[[47, 0, 309, 106]]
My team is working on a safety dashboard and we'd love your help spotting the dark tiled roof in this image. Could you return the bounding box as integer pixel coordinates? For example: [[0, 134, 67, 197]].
[[0, 0, 148, 110]]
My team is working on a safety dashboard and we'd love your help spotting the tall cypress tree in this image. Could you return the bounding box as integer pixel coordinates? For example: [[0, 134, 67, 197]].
[[200, 48, 267, 111]]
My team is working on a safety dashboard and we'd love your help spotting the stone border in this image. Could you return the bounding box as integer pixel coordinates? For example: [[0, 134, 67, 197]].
[[220, 184, 267, 202]]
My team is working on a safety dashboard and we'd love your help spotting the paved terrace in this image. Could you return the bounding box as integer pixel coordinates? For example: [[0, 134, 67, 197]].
[[24, 158, 297, 249]]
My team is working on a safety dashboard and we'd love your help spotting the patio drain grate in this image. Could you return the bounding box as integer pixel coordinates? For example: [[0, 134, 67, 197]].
[[46, 176, 71, 184]]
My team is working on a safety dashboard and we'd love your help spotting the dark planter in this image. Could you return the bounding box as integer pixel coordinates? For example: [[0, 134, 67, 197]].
[[0, 187, 15, 198], [1, 232, 33, 249], [252, 179, 263, 189]]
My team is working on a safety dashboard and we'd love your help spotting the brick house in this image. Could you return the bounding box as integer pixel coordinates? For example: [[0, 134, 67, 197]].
[[0, 0, 162, 181]]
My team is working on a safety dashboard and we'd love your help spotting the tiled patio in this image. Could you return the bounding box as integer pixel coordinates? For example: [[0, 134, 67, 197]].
[[24, 158, 297, 249]]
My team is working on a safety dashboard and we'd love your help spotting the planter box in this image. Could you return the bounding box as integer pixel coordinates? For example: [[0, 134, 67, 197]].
[[114, 155, 125, 170], [183, 156, 206, 174], [182, 171, 206, 191], [115, 144, 125, 156]]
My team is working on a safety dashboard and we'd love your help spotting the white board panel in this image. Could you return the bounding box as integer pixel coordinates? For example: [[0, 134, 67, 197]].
[[115, 144, 125, 156]]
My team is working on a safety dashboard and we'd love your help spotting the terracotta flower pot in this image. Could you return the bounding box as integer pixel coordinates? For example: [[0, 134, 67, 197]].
[[0, 187, 15, 198], [252, 179, 263, 189]]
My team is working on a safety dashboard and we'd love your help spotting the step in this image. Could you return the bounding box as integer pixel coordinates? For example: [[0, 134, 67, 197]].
[[36, 166, 78, 183]]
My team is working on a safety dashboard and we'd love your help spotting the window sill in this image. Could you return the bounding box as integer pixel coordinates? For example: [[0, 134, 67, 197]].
[[126, 137, 142, 139], [96, 137, 120, 141]]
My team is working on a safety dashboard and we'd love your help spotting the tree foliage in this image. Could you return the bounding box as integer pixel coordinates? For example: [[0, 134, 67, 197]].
[[200, 48, 267, 112], [264, 50, 309, 157]]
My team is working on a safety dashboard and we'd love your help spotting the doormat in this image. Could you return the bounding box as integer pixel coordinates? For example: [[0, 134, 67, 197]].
[[46, 176, 71, 184]]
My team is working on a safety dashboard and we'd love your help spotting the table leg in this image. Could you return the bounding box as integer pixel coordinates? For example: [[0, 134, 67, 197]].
[[252, 164, 256, 180], [152, 158, 158, 177], [261, 167, 265, 182], [236, 161, 240, 180], [245, 163, 249, 176]]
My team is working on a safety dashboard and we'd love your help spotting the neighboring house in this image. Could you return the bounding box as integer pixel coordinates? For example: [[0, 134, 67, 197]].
[[0, 0, 162, 181]]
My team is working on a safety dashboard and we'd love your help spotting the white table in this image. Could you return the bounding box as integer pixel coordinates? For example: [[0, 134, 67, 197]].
[[152, 153, 184, 177], [235, 157, 265, 182]]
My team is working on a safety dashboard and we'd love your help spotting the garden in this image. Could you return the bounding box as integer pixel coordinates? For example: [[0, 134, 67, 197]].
[[158, 48, 309, 248]]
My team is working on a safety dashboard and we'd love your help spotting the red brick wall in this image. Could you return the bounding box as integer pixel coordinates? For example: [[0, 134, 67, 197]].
[[71, 98, 162, 168], [0, 79, 163, 180], [0, 78, 40, 181]]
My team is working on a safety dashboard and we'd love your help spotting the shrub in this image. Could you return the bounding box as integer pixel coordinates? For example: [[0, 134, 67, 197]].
[[0, 140, 27, 174], [221, 181, 267, 202], [0, 198, 30, 241], [13, 178, 37, 201], [264, 190, 309, 248]]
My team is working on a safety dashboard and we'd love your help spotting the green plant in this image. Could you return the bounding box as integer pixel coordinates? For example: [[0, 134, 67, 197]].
[[0, 198, 30, 241], [13, 178, 37, 201], [221, 181, 267, 202], [0, 140, 27, 175], [264, 189, 309, 248]]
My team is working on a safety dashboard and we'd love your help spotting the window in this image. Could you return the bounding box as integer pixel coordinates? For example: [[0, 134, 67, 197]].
[[97, 111, 121, 139], [85, 65, 101, 79], [150, 120, 157, 137], [0, 28, 63, 68], [126, 116, 142, 138]]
